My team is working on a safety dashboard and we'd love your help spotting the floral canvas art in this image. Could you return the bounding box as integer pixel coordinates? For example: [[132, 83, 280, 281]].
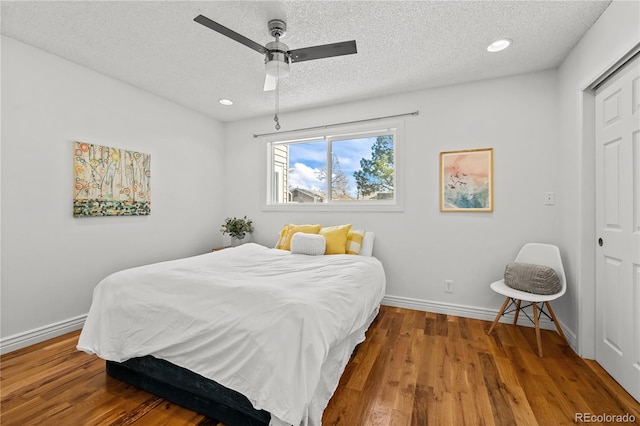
[[440, 148, 493, 212], [73, 142, 151, 217]]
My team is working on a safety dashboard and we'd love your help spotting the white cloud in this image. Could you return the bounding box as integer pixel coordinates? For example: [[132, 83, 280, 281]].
[[288, 162, 323, 191]]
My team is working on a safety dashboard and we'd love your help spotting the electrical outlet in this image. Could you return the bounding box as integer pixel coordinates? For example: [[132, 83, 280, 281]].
[[445, 280, 454, 293]]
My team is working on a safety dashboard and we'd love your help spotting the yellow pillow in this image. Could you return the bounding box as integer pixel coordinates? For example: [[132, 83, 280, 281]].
[[275, 224, 291, 249], [280, 224, 322, 251], [345, 229, 366, 255], [319, 224, 352, 254]]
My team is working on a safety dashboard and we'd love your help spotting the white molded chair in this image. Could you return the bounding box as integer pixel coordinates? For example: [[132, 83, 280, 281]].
[[487, 243, 568, 357]]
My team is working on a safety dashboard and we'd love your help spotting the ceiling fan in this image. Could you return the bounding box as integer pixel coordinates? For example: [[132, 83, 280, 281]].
[[194, 15, 357, 91]]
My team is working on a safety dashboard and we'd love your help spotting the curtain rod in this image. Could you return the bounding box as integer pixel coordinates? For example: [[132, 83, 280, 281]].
[[253, 110, 419, 138]]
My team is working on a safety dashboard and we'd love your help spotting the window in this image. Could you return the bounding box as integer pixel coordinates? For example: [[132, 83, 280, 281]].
[[264, 121, 403, 211]]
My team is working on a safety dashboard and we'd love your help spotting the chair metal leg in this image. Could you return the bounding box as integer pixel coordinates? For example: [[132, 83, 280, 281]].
[[488, 297, 510, 335], [513, 299, 522, 325], [545, 301, 569, 346], [532, 302, 543, 357]]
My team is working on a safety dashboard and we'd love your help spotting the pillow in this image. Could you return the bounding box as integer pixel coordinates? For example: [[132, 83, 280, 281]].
[[290, 233, 326, 256], [345, 229, 366, 255], [504, 262, 561, 295], [360, 232, 375, 256], [319, 224, 352, 254], [275, 224, 291, 249], [277, 224, 322, 251]]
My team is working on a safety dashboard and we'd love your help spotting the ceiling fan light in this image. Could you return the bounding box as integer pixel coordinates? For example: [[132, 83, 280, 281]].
[[487, 38, 512, 52], [218, 98, 233, 106], [265, 59, 290, 78]]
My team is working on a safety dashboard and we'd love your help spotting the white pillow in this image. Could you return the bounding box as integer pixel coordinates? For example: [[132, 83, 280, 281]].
[[360, 232, 375, 256], [290, 232, 326, 256]]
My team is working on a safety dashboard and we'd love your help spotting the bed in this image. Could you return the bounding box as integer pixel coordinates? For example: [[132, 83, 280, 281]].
[[77, 241, 385, 426]]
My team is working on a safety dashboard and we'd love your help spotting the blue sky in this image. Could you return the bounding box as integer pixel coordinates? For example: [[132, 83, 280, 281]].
[[288, 137, 376, 197]]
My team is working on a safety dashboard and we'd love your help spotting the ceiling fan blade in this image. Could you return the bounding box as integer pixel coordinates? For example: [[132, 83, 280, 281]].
[[288, 40, 357, 63], [194, 15, 267, 55], [264, 74, 277, 91]]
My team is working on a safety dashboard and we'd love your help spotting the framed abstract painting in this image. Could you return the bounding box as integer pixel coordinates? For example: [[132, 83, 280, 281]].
[[440, 148, 493, 212], [73, 141, 151, 217]]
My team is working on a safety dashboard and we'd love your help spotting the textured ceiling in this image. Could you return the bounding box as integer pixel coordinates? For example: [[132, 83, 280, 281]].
[[1, 1, 611, 122]]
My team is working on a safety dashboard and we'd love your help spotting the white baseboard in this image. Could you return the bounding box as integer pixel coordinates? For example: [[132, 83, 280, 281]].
[[0, 314, 86, 355], [0, 295, 579, 355], [381, 294, 577, 351]]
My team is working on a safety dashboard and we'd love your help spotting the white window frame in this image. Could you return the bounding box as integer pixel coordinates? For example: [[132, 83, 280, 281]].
[[261, 118, 404, 212]]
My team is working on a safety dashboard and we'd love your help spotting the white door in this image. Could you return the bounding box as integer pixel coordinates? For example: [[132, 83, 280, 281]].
[[595, 53, 640, 402]]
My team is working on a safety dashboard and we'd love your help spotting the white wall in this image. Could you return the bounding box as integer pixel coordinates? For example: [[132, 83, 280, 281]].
[[0, 36, 226, 350], [557, 0, 640, 357], [224, 70, 561, 323]]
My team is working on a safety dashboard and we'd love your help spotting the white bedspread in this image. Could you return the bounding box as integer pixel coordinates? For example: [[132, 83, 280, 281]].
[[77, 243, 385, 425]]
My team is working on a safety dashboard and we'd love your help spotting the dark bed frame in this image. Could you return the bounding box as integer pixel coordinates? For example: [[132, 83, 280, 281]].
[[106, 356, 270, 425]]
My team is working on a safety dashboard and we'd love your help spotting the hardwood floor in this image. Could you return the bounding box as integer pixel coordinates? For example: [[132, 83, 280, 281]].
[[1, 305, 638, 425]]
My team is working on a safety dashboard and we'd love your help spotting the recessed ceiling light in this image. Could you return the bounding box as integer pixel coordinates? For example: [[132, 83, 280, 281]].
[[487, 39, 512, 53], [218, 98, 234, 106]]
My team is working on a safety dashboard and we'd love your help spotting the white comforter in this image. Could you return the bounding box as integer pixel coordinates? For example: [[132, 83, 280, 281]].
[[77, 243, 386, 425]]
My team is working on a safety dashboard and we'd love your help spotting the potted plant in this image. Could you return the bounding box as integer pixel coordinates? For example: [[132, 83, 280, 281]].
[[220, 216, 254, 246]]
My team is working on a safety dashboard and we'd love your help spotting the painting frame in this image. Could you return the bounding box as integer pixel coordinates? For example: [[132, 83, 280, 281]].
[[73, 141, 151, 217], [440, 148, 493, 212]]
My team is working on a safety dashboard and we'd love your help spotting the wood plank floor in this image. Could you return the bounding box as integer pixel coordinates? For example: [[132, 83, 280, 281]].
[[1, 305, 638, 425]]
